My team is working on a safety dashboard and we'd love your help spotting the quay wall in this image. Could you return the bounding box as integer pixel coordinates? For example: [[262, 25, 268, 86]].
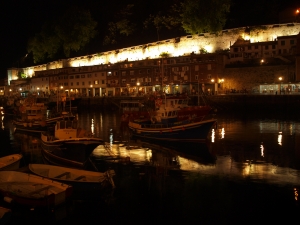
[[75, 95, 300, 114]]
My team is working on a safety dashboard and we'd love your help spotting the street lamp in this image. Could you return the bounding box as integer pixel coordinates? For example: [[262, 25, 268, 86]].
[[279, 77, 282, 94]]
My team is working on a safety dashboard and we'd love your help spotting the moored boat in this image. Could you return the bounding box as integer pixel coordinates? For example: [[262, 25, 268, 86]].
[[40, 119, 103, 157], [128, 93, 217, 142], [122, 94, 213, 123], [0, 171, 73, 208], [28, 164, 115, 193], [0, 154, 23, 171], [129, 118, 216, 142]]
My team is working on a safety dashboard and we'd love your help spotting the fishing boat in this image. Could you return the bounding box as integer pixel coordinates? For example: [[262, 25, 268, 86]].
[[128, 93, 217, 143], [0, 171, 73, 207], [41, 147, 90, 169], [129, 118, 216, 142], [122, 93, 213, 124], [28, 164, 115, 193], [0, 154, 23, 171], [40, 119, 103, 157]]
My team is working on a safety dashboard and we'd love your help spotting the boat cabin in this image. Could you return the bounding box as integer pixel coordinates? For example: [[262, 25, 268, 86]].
[[55, 120, 78, 139]]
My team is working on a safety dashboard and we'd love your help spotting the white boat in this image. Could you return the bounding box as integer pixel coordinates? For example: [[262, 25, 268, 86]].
[[40, 119, 103, 157], [0, 154, 23, 171], [0, 171, 73, 207], [28, 164, 115, 193]]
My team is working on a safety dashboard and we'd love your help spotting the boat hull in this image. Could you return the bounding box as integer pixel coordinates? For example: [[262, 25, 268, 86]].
[[0, 154, 23, 171], [0, 171, 72, 208], [28, 164, 115, 195], [129, 119, 217, 142]]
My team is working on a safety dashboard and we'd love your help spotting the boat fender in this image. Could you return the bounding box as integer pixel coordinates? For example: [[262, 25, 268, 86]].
[[4, 196, 13, 204]]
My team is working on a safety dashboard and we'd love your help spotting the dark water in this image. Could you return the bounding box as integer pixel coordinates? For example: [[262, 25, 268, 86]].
[[1, 109, 300, 224]]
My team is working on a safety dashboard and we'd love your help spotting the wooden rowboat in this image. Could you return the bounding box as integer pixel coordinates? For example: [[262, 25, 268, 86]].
[[28, 164, 115, 194], [0, 171, 73, 208], [0, 154, 23, 171]]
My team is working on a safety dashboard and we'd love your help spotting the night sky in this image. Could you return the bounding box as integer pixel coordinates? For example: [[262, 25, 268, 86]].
[[0, 0, 298, 79]]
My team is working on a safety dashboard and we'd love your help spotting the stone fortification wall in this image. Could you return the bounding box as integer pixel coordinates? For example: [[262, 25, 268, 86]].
[[222, 65, 294, 92], [22, 23, 300, 77]]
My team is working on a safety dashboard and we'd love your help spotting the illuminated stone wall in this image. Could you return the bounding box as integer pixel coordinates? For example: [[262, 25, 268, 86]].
[[222, 65, 295, 93], [21, 23, 300, 78]]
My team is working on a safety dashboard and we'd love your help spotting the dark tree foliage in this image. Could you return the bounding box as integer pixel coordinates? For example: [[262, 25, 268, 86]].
[[27, 6, 97, 63], [181, 0, 231, 34]]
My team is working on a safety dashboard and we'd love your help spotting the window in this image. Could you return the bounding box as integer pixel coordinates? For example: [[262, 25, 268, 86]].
[[94, 80, 99, 84], [130, 78, 135, 83], [76, 82, 79, 86], [102, 72, 105, 76], [255, 45, 258, 49], [290, 40, 295, 45], [147, 69, 151, 74], [122, 71, 126, 76], [130, 71, 134, 75], [195, 75, 199, 80], [172, 67, 179, 72], [207, 74, 211, 79], [265, 45, 269, 50], [82, 82, 85, 85], [234, 47, 238, 52], [248, 46, 251, 50], [70, 76, 74, 79], [102, 80, 105, 84], [70, 82, 73, 86], [281, 40, 285, 46], [81, 75, 85, 78], [195, 65, 199, 71], [107, 71, 112, 76], [207, 64, 211, 70], [122, 79, 126, 84], [75, 75, 80, 78], [87, 74, 92, 78]]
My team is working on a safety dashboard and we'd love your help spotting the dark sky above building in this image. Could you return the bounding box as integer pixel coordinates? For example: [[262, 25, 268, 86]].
[[0, 0, 299, 79]]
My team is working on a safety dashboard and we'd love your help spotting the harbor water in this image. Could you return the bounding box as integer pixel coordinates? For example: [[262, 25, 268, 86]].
[[1, 107, 300, 224]]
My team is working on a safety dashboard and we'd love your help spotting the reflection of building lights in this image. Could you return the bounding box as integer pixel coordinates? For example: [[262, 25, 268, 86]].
[[221, 128, 225, 139], [289, 124, 293, 135], [260, 142, 264, 157], [211, 129, 215, 142], [91, 119, 94, 135], [294, 188, 298, 201], [278, 132, 282, 145]]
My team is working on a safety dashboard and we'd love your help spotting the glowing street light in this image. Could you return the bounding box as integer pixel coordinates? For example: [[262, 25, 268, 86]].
[[279, 77, 282, 94]]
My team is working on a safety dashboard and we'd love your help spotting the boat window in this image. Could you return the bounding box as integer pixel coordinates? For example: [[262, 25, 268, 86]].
[[60, 121, 66, 129], [66, 121, 73, 128]]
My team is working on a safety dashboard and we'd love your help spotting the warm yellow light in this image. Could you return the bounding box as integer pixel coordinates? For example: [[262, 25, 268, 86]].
[[211, 79, 215, 83], [279, 77, 282, 81]]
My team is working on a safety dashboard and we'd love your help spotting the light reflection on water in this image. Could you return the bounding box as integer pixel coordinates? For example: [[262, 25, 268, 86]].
[[4, 110, 300, 224], [6, 110, 300, 187]]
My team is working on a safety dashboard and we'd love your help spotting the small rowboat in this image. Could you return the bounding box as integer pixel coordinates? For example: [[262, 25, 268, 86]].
[[29, 164, 115, 194], [0, 171, 73, 208], [0, 154, 23, 171]]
